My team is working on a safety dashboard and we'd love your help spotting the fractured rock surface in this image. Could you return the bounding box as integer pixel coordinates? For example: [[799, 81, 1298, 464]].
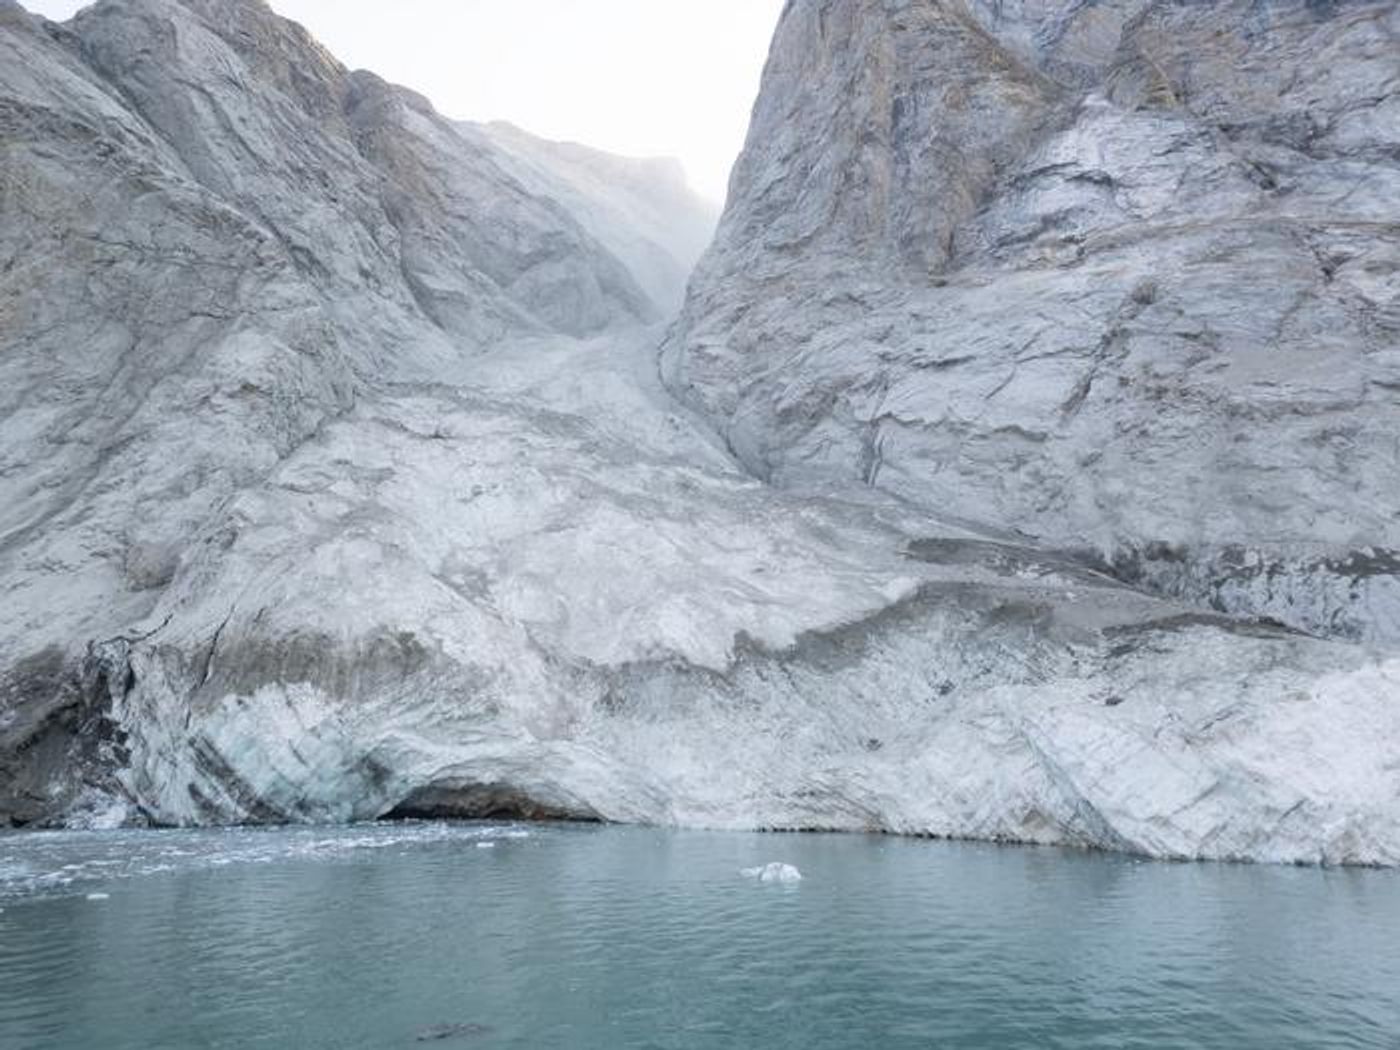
[[2, 0, 1398, 865], [665, 0, 1400, 644]]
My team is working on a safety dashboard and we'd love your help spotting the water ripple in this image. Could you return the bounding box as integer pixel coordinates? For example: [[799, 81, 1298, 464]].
[[0, 826, 1397, 1049]]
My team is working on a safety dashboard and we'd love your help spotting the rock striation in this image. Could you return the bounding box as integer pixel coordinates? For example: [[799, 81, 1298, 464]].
[[2, 0, 1398, 866], [664, 0, 1400, 645], [0, 0, 707, 823]]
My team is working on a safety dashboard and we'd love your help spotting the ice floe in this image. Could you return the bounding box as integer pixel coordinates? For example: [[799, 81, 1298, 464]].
[[741, 862, 803, 883]]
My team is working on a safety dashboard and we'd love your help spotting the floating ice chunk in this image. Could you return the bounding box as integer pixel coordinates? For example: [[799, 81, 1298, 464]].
[[741, 862, 803, 883], [63, 792, 131, 831], [476, 842, 496, 850], [85, 893, 110, 901]]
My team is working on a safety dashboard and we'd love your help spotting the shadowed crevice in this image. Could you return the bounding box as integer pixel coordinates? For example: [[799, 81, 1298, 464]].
[[380, 782, 603, 823]]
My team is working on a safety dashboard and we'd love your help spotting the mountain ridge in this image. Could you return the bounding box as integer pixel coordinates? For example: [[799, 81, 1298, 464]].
[[2, 0, 1398, 866], [664, 0, 1400, 644]]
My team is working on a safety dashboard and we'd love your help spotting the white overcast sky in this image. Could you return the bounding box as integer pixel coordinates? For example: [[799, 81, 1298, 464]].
[[21, 0, 784, 203]]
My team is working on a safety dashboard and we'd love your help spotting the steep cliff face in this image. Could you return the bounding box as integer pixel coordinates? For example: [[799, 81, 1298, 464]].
[[67, 0, 663, 346], [665, 0, 1400, 644], [2, 0, 1398, 865], [466, 121, 719, 313], [0, 0, 707, 822]]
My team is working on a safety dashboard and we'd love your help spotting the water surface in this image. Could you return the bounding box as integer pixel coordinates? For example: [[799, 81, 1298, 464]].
[[1, 823, 1397, 1049]]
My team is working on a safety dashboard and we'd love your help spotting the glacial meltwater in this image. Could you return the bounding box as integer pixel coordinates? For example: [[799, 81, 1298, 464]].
[[1, 824, 1398, 1049]]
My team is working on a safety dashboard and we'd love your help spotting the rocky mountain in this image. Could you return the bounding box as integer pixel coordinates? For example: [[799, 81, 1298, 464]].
[[2, 0, 1398, 866], [664, 0, 1400, 645], [0, 0, 709, 819], [464, 120, 718, 312]]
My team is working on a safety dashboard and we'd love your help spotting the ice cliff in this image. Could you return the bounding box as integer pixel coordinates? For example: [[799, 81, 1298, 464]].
[[1, 0, 1398, 866]]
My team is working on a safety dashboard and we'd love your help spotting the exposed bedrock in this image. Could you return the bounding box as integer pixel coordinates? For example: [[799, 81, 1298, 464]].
[[18, 343, 1394, 866], [663, 0, 1400, 643], [0, 0, 712, 825], [2, 0, 1398, 865]]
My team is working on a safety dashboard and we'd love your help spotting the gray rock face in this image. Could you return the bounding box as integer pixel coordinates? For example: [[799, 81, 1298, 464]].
[[67, 0, 661, 346], [2, 0, 1399, 866], [464, 121, 719, 314], [0, 0, 706, 820], [664, 0, 1400, 644]]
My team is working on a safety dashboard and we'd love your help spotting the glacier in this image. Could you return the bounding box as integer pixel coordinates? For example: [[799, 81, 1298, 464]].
[[1, 0, 1398, 866]]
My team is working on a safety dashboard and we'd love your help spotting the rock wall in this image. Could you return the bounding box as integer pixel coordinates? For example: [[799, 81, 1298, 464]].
[[3, 0, 1398, 865], [0, 0, 711, 823], [468, 120, 719, 313], [664, 0, 1400, 643]]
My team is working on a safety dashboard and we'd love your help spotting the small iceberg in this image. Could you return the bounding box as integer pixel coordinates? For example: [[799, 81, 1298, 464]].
[[85, 892, 110, 901], [475, 842, 496, 850], [741, 862, 803, 883]]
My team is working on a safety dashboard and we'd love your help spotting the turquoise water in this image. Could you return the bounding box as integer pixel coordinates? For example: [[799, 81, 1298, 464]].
[[1, 823, 1398, 1049]]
